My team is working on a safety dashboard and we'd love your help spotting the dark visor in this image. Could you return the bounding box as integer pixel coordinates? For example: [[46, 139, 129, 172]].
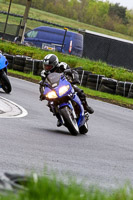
[[45, 65, 53, 71]]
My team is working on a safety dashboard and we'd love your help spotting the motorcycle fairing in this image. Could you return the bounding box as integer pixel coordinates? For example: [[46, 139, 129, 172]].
[[43, 72, 86, 128], [0, 54, 8, 71], [0, 54, 8, 88], [43, 76, 72, 98]]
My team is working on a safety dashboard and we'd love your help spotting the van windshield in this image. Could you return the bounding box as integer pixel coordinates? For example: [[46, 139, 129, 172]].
[[25, 30, 38, 38]]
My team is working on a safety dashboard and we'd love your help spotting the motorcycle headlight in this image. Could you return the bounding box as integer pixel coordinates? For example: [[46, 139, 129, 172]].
[[46, 91, 57, 99], [59, 85, 70, 96]]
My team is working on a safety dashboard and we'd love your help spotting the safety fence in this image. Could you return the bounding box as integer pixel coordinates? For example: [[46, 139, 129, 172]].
[[83, 31, 133, 71], [4, 53, 133, 99], [0, 22, 31, 37]]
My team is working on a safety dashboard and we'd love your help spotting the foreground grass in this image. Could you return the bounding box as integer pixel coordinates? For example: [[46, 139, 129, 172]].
[[0, 173, 133, 200], [8, 69, 133, 109]]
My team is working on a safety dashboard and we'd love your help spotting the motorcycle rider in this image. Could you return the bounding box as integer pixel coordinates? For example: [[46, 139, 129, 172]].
[[39, 54, 94, 126]]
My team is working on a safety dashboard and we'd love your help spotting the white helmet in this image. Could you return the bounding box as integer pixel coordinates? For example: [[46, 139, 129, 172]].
[[43, 54, 59, 72]]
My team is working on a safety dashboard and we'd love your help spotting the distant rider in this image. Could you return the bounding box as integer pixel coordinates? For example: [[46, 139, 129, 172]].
[[39, 54, 94, 126]]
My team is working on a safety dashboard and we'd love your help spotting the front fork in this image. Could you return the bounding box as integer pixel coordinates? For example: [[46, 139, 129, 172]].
[[47, 101, 64, 125], [47, 100, 76, 126]]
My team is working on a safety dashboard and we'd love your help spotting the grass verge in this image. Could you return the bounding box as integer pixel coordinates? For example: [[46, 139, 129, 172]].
[[1, 40, 133, 82], [8, 69, 133, 110], [0, 173, 133, 200]]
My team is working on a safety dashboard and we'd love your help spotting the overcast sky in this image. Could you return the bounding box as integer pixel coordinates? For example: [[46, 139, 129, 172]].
[[101, 0, 133, 10]]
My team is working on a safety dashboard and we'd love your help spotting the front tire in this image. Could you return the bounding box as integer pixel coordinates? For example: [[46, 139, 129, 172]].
[[60, 106, 79, 136], [1, 72, 12, 93]]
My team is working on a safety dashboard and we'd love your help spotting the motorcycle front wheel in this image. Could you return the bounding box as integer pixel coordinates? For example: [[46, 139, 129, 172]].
[[60, 106, 79, 136], [1, 72, 12, 93]]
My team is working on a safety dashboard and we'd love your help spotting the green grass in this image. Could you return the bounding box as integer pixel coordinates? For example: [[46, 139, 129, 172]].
[[9, 69, 41, 81], [81, 86, 133, 107], [1, 1, 133, 42], [0, 173, 133, 200], [1, 40, 133, 83]]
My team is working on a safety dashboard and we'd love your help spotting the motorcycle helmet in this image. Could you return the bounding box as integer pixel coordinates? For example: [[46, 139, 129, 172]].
[[43, 54, 59, 72]]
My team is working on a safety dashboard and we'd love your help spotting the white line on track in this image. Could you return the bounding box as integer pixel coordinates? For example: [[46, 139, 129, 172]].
[[0, 96, 28, 118]]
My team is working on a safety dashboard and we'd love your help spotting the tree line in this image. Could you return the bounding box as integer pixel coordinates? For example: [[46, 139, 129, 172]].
[[6, 0, 133, 37]]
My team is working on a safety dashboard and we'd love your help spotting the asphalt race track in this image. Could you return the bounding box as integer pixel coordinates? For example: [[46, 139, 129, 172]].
[[0, 76, 133, 189]]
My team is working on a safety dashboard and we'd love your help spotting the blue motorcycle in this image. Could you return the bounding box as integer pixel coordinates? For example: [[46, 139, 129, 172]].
[[0, 53, 12, 93], [43, 72, 89, 135]]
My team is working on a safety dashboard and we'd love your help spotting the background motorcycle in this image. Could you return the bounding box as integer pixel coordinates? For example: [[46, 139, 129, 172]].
[[0, 53, 12, 93], [42, 72, 89, 136]]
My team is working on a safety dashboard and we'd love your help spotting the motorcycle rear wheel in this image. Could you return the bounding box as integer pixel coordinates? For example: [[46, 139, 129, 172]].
[[1, 72, 12, 93], [60, 106, 79, 136]]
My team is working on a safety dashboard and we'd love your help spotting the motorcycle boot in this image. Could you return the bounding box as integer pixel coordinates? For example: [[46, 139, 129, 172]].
[[82, 100, 94, 114], [72, 85, 94, 114]]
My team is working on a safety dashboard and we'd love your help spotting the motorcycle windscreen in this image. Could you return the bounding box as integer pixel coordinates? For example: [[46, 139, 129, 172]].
[[46, 72, 63, 86]]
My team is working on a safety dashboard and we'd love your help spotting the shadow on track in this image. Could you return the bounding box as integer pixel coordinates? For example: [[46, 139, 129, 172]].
[[42, 128, 87, 137], [34, 127, 85, 136], [33, 126, 88, 137], [42, 128, 71, 136]]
